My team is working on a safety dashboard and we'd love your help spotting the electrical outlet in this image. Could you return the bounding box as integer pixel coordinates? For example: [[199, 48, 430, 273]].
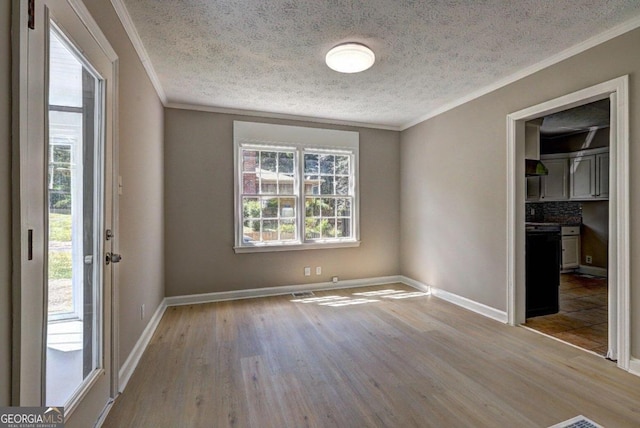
[[530, 208, 535, 215], [332, 276, 339, 283], [316, 266, 322, 275], [304, 267, 311, 276], [586, 255, 593, 264], [141, 304, 145, 320]]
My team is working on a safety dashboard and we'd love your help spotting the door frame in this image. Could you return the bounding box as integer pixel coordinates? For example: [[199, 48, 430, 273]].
[[506, 76, 630, 370], [11, 0, 121, 413]]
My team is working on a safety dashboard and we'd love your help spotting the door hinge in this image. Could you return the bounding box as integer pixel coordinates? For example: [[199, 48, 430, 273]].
[[28, 0, 35, 30]]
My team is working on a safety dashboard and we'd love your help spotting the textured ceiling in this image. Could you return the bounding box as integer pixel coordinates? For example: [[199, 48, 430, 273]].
[[122, 0, 640, 129], [541, 99, 610, 137]]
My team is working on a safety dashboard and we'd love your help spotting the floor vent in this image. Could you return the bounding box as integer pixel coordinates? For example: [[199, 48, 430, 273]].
[[291, 291, 315, 298], [549, 415, 604, 428]]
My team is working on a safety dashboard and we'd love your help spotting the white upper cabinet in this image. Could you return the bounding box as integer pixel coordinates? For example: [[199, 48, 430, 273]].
[[596, 152, 609, 199], [540, 157, 569, 201], [569, 148, 609, 200]]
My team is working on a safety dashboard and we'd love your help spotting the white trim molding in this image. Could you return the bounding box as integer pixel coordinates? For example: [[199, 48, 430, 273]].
[[430, 287, 508, 324], [166, 102, 401, 131], [629, 358, 640, 377], [577, 265, 608, 278], [398, 275, 430, 293], [165, 276, 404, 307], [506, 76, 630, 372], [110, 0, 167, 104], [118, 299, 167, 392]]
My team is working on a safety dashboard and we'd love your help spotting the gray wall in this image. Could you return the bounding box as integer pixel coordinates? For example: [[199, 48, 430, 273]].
[[164, 109, 400, 296], [82, 0, 165, 368], [0, 0, 11, 407], [401, 27, 640, 356], [582, 201, 608, 269]]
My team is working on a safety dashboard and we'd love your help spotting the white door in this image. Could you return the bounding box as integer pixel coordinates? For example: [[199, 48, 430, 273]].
[[16, 0, 117, 424]]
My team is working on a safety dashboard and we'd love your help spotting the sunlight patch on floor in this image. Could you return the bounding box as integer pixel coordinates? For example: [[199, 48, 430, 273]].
[[291, 289, 430, 307]]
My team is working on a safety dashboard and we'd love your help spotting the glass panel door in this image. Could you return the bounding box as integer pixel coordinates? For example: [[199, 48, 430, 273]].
[[45, 27, 102, 407]]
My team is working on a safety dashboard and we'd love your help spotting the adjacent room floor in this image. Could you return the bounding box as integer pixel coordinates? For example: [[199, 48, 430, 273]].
[[103, 283, 640, 427], [525, 273, 608, 356]]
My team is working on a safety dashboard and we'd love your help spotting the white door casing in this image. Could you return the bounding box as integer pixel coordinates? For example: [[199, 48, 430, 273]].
[[506, 76, 629, 370]]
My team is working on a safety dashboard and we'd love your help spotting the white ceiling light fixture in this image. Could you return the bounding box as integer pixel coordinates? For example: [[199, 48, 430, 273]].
[[325, 43, 375, 73]]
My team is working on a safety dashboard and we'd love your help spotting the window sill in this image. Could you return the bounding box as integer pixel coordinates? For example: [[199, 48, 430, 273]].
[[234, 240, 360, 254]]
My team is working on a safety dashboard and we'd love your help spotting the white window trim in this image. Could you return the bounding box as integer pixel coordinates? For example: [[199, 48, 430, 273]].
[[233, 121, 360, 253]]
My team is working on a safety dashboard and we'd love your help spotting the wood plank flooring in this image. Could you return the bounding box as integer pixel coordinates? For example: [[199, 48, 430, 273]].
[[103, 284, 640, 427]]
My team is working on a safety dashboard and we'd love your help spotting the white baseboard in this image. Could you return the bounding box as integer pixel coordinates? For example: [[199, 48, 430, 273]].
[[165, 275, 404, 306], [577, 265, 608, 277], [629, 357, 640, 377], [399, 275, 431, 293], [429, 286, 508, 324], [118, 299, 167, 392]]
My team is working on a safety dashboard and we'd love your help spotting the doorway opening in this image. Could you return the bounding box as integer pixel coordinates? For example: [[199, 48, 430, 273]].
[[506, 76, 630, 371], [522, 100, 610, 356]]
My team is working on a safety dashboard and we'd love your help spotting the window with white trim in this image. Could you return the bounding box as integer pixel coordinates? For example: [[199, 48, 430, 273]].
[[234, 121, 359, 253]]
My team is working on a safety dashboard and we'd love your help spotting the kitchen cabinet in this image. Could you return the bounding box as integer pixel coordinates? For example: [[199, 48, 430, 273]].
[[596, 152, 609, 199], [561, 226, 580, 271], [526, 176, 541, 201], [539, 157, 568, 201], [526, 155, 568, 201], [569, 148, 609, 200]]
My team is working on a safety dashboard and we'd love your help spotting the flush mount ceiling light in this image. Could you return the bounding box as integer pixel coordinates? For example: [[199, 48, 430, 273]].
[[325, 43, 375, 73]]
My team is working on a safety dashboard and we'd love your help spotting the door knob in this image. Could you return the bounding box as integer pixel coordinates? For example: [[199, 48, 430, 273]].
[[106, 252, 122, 265]]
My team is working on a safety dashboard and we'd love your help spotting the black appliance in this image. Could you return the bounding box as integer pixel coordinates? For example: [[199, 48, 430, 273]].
[[525, 223, 561, 318]]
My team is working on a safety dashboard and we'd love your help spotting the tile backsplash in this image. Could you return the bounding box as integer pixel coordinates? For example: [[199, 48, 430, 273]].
[[526, 201, 582, 224]]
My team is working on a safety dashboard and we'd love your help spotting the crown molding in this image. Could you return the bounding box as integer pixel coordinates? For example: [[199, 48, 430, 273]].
[[110, 0, 167, 104], [400, 14, 640, 131], [165, 102, 402, 131]]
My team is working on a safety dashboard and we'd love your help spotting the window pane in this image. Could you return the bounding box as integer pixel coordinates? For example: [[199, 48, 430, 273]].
[[242, 150, 258, 172], [243, 173, 258, 194], [322, 219, 336, 238], [263, 198, 278, 218], [280, 220, 296, 241], [336, 198, 351, 217], [320, 155, 334, 174], [262, 220, 278, 241], [260, 181, 277, 195], [336, 155, 350, 175], [321, 198, 335, 217], [305, 176, 320, 195], [320, 176, 334, 195], [335, 177, 349, 195], [243, 198, 261, 219], [304, 154, 318, 174], [278, 182, 294, 195], [49, 31, 82, 107], [53, 145, 71, 163], [278, 152, 293, 174], [337, 219, 351, 238], [243, 220, 259, 243], [305, 218, 320, 240], [305, 198, 320, 217], [261, 151, 276, 172], [280, 200, 295, 218]]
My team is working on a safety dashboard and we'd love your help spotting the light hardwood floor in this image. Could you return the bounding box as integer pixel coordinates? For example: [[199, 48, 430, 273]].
[[103, 284, 640, 427]]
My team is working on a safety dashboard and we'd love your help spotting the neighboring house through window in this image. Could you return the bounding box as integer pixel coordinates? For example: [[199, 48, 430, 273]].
[[234, 121, 360, 253]]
